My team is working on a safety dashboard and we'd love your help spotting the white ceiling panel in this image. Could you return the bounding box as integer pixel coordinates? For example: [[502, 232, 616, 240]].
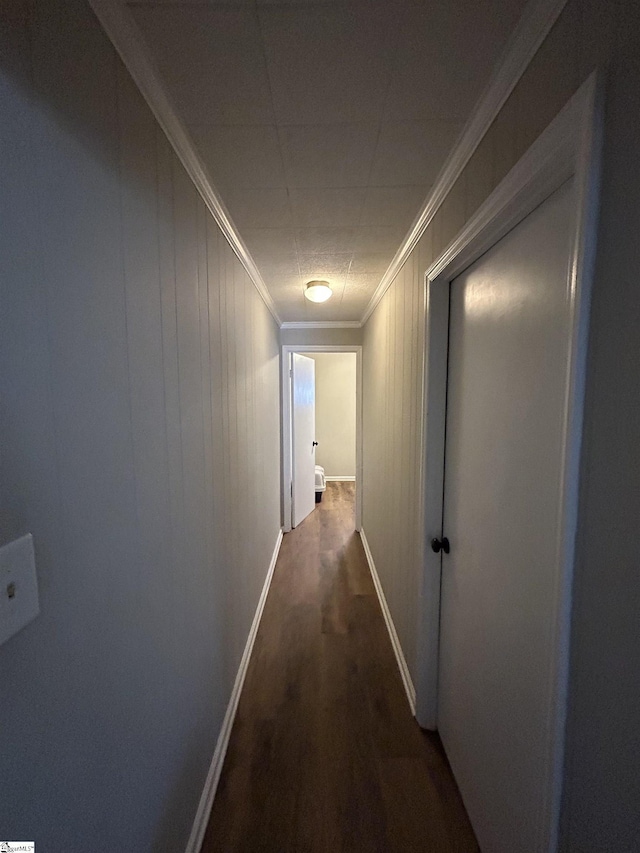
[[189, 124, 285, 189], [128, 0, 530, 321], [382, 2, 527, 124], [261, 274, 304, 294], [294, 227, 355, 256], [297, 253, 352, 278], [279, 124, 379, 189], [130, 5, 274, 125], [288, 187, 366, 228], [242, 227, 298, 259], [369, 120, 462, 186], [253, 254, 299, 279], [258, 5, 397, 125], [299, 296, 354, 323], [222, 187, 292, 229], [361, 186, 428, 229], [348, 252, 395, 274]]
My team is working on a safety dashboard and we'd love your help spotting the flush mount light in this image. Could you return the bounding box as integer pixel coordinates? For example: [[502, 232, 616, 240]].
[[304, 280, 333, 303]]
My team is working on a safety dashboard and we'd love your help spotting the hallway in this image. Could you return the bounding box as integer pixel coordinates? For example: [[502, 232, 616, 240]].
[[203, 483, 478, 852]]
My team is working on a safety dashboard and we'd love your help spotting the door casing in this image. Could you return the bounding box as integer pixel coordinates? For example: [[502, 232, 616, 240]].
[[281, 345, 363, 533], [415, 72, 603, 850]]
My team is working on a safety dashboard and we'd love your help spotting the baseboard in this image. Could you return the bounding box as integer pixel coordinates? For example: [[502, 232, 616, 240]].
[[324, 476, 356, 482], [359, 529, 417, 716], [184, 528, 283, 853]]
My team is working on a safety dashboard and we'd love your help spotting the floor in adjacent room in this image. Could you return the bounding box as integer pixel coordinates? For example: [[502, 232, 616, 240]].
[[203, 481, 478, 852]]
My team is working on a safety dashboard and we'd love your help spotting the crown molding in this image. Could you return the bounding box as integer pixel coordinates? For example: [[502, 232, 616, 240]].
[[280, 321, 362, 330], [360, 0, 568, 325], [87, 0, 281, 326]]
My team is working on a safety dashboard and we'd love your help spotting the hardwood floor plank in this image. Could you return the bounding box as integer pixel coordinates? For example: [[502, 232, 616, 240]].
[[202, 483, 478, 852]]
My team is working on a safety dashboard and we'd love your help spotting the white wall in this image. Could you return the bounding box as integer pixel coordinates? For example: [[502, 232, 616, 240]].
[[308, 353, 357, 478], [0, 1, 281, 849]]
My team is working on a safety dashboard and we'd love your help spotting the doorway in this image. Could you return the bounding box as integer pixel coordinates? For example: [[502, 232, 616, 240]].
[[416, 75, 602, 852], [281, 346, 362, 534]]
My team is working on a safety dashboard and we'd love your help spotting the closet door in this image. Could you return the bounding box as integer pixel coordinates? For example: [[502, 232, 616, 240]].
[[438, 180, 576, 853]]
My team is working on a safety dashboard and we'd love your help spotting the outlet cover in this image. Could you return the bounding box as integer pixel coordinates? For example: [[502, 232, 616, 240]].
[[0, 533, 39, 646]]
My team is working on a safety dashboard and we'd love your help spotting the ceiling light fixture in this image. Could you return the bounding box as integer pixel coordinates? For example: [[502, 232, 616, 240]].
[[304, 280, 333, 303]]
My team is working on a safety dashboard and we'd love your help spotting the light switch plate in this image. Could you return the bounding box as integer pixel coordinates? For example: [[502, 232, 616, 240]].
[[0, 533, 39, 646]]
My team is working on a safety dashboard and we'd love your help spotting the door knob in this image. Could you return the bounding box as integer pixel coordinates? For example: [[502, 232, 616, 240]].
[[431, 537, 450, 554], [312, 441, 318, 447]]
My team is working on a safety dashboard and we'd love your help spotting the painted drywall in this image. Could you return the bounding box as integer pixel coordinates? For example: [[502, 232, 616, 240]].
[[0, 1, 280, 850], [361, 1, 640, 848], [280, 327, 362, 347], [307, 353, 357, 478]]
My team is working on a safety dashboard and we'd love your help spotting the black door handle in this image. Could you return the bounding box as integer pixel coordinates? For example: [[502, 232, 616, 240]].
[[431, 537, 450, 554], [312, 441, 318, 447]]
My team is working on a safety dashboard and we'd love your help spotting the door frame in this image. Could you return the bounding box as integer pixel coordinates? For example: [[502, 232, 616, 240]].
[[414, 72, 603, 847], [281, 345, 363, 534]]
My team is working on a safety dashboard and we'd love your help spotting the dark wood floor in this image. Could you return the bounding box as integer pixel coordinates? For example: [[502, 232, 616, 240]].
[[203, 482, 478, 852]]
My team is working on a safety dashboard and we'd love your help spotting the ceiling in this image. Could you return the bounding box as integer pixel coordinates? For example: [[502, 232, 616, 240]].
[[127, 0, 529, 323]]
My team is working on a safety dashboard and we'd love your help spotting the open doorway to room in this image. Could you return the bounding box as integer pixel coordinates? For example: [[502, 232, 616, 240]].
[[281, 346, 362, 533]]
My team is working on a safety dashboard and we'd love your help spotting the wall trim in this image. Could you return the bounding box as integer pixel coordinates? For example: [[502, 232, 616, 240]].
[[324, 476, 356, 482], [87, 0, 281, 326], [360, 529, 416, 716], [360, 0, 568, 325], [280, 321, 362, 330], [184, 529, 283, 853]]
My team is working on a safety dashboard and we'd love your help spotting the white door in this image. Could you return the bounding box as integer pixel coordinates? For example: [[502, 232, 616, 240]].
[[438, 181, 576, 852], [291, 353, 316, 528]]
